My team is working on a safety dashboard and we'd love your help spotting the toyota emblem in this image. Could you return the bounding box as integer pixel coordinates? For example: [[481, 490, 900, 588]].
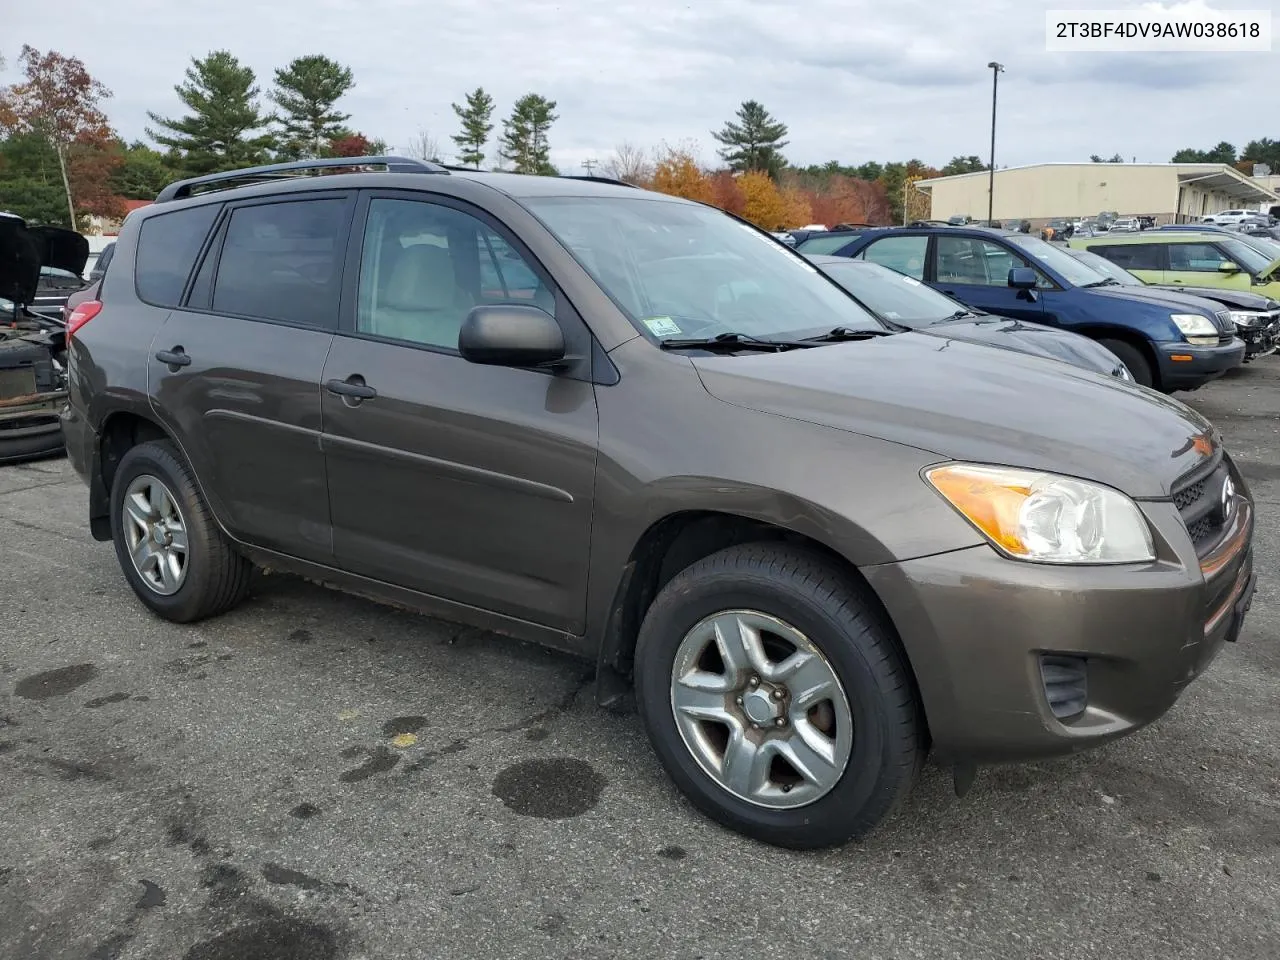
[[1221, 475, 1236, 521]]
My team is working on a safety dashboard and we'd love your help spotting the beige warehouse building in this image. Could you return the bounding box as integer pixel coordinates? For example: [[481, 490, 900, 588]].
[[917, 162, 1279, 226]]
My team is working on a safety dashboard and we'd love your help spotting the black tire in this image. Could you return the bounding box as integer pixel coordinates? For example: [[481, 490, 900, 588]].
[[1098, 338, 1155, 390], [634, 543, 924, 849], [109, 439, 252, 623]]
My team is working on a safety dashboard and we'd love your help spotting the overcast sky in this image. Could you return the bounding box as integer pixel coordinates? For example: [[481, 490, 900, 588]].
[[4, 0, 1275, 174]]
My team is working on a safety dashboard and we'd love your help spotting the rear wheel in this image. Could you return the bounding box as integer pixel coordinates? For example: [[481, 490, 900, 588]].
[[1098, 338, 1155, 389], [109, 440, 251, 623], [634, 543, 924, 849]]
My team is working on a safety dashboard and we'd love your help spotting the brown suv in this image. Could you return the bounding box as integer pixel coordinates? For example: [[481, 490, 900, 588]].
[[60, 157, 1256, 849]]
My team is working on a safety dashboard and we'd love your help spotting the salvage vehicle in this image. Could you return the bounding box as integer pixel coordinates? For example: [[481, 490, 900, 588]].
[[826, 225, 1244, 391], [62, 157, 1256, 849], [1061, 246, 1278, 360], [1075, 230, 1280, 302], [804, 254, 1134, 380], [0, 218, 69, 463]]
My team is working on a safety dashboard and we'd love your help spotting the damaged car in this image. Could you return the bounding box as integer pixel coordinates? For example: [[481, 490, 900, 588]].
[[0, 216, 70, 464]]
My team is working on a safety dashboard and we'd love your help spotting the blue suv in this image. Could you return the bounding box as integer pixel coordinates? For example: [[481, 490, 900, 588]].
[[825, 226, 1244, 391]]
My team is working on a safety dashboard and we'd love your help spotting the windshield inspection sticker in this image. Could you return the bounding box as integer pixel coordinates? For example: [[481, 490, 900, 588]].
[[643, 316, 682, 337]]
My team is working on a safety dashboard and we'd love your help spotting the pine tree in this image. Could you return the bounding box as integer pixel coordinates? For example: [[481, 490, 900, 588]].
[[146, 51, 276, 174], [451, 87, 495, 169], [271, 55, 355, 159], [498, 94, 558, 175], [712, 100, 789, 179]]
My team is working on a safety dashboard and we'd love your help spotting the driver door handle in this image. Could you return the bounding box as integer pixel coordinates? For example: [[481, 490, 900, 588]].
[[155, 347, 191, 367], [325, 376, 377, 400]]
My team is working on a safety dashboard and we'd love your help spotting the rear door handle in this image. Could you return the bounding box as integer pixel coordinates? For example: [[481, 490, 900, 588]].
[[325, 376, 377, 400], [155, 347, 191, 367]]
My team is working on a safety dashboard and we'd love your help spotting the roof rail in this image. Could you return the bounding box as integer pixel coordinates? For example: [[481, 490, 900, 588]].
[[558, 174, 640, 189], [154, 155, 448, 203]]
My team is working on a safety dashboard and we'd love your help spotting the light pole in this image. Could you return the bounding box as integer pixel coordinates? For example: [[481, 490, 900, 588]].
[[987, 61, 1004, 225]]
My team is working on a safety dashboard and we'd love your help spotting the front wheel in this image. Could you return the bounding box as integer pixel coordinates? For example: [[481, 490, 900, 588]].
[[634, 544, 924, 849], [1098, 338, 1155, 390]]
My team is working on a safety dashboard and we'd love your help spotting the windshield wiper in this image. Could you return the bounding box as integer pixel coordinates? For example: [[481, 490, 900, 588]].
[[659, 332, 818, 352], [1081, 278, 1120, 288], [802, 326, 898, 342], [932, 310, 976, 324]]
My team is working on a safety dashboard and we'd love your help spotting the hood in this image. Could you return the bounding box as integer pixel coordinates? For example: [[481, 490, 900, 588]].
[[1147, 284, 1275, 311], [1263, 256, 1280, 282], [1083, 283, 1233, 332], [920, 315, 1120, 375], [692, 333, 1218, 499], [0, 217, 41, 306], [28, 226, 89, 277]]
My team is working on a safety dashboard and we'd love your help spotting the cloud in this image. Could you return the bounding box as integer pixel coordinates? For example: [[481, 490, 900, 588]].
[[1, 0, 1269, 172]]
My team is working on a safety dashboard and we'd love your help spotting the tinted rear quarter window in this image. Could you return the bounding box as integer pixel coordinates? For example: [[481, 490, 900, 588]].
[[211, 198, 347, 328], [1090, 243, 1162, 271], [135, 204, 221, 307]]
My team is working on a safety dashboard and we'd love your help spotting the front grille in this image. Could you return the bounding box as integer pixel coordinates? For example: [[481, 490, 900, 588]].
[[1040, 655, 1088, 721], [1171, 453, 1236, 556], [1173, 479, 1205, 511]]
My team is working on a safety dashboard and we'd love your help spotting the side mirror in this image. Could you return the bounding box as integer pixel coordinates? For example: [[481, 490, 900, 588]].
[[458, 304, 565, 367], [1218, 261, 1241, 274], [1008, 267, 1038, 289]]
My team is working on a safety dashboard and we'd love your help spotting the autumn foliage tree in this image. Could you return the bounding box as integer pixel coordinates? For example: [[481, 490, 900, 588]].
[[0, 45, 116, 226], [650, 144, 714, 204]]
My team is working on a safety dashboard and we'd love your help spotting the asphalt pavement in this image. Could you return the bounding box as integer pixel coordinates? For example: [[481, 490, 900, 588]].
[[1, 361, 1277, 960]]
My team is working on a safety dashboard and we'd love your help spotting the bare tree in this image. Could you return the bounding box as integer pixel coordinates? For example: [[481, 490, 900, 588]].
[[407, 128, 442, 162], [602, 140, 652, 185]]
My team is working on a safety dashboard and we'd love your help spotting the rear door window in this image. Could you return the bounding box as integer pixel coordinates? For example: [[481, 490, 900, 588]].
[[211, 198, 348, 328], [134, 204, 221, 307], [935, 236, 1031, 286], [856, 235, 928, 279]]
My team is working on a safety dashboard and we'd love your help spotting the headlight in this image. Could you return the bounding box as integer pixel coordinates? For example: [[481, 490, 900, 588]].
[[1228, 310, 1267, 328], [1170, 313, 1218, 345], [925, 463, 1156, 564]]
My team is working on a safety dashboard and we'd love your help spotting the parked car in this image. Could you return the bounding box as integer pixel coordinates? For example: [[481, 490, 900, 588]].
[[804, 254, 1134, 380], [1061, 246, 1279, 360], [0, 218, 69, 463], [12, 221, 92, 321], [1109, 217, 1140, 233], [1203, 210, 1252, 225], [817, 225, 1244, 391], [62, 156, 1257, 850], [1072, 231, 1280, 301]]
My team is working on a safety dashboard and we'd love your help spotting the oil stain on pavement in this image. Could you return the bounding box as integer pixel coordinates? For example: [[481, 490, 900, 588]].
[[491, 758, 606, 819], [338, 745, 399, 782], [14, 663, 98, 699], [182, 919, 338, 960]]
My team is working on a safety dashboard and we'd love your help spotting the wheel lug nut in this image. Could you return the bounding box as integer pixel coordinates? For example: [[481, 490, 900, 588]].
[[772, 689, 784, 701], [775, 717, 786, 727], [735, 696, 743, 705], [749, 676, 759, 688]]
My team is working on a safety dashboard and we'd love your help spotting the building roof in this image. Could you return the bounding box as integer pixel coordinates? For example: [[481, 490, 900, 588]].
[[915, 162, 1280, 204], [123, 199, 154, 213]]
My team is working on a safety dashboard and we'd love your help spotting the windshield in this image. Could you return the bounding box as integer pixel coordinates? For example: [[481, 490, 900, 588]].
[[816, 260, 971, 328], [795, 233, 864, 254], [1218, 238, 1275, 274], [525, 197, 883, 340], [1006, 234, 1110, 287], [1064, 249, 1143, 285], [1236, 235, 1280, 261]]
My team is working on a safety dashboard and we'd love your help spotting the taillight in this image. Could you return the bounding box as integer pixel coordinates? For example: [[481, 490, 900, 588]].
[[66, 300, 102, 338]]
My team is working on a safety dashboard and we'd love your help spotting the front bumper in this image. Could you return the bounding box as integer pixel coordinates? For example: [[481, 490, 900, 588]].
[[1237, 317, 1278, 359], [863, 496, 1254, 764], [1157, 338, 1246, 390]]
